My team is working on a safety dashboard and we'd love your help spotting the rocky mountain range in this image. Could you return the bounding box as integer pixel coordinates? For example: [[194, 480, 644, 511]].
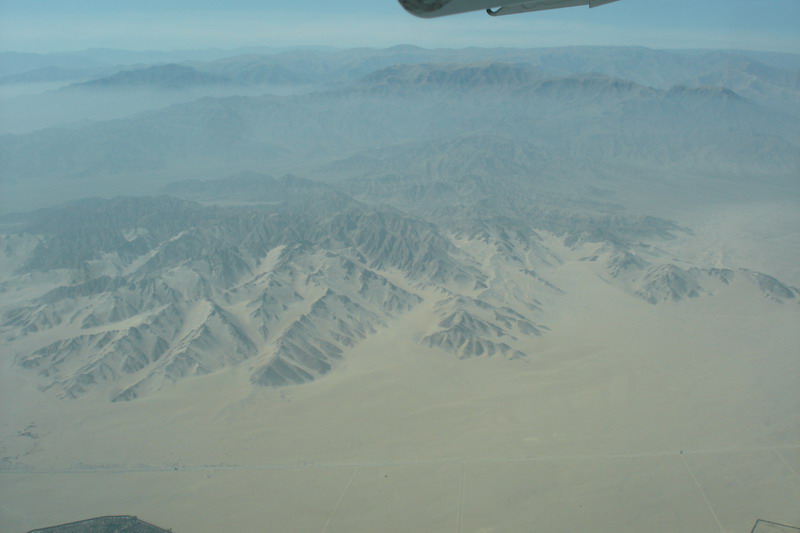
[[1, 171, 796, 402], [1, 46, 798, 402]]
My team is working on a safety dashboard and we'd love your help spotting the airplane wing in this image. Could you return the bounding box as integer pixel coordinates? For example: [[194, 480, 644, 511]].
[[399, 0, 620, 18]]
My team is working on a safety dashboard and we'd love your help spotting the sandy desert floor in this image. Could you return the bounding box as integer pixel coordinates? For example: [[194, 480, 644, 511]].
[[1, 233, 799, 533]]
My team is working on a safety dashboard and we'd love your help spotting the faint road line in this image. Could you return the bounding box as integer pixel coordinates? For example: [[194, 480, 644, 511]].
[[776, 450, 800, 482], [456, 464, 466, 533], [681, 454, 725, 533], [3, 445, 799, 475], [321, 467, 359, 533]]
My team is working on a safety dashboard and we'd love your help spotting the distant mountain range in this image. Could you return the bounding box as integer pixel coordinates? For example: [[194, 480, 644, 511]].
[[3, 45, 798, 142], [5, 45, 800, 82], [69, 64, 233, 90], [2, 58, 798, 195]]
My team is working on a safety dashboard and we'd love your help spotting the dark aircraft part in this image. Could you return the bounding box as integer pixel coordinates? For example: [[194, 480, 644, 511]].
[[28, 515, 172, 533], [488, 0, 619, 16], [399, 0, 619, 17], [750, 519, 800, 533]]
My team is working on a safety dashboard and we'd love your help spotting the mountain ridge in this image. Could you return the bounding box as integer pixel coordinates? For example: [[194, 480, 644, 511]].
[[70, 64, 233, 90], [2, 183, 796, 402]]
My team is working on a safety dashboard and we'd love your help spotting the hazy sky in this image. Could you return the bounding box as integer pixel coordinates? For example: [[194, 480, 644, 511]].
[[1, 0, 799, 53]]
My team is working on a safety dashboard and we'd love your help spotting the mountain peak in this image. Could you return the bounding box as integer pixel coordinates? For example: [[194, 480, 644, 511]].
[[665, 84, 743, 100], [73, 63, 232, 89], [527, 72, 656, 98], [359, 61, 543, 90]]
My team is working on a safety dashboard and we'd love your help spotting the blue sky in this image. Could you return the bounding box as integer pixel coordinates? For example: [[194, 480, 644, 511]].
[[1, 0, 799, 53]]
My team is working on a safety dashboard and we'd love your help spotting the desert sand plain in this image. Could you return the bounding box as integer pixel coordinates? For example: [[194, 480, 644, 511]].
[[1, 222, 798, 533]]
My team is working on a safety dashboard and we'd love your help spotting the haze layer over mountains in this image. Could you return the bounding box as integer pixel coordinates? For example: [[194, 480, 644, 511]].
[[1, 46, 799, 533]]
